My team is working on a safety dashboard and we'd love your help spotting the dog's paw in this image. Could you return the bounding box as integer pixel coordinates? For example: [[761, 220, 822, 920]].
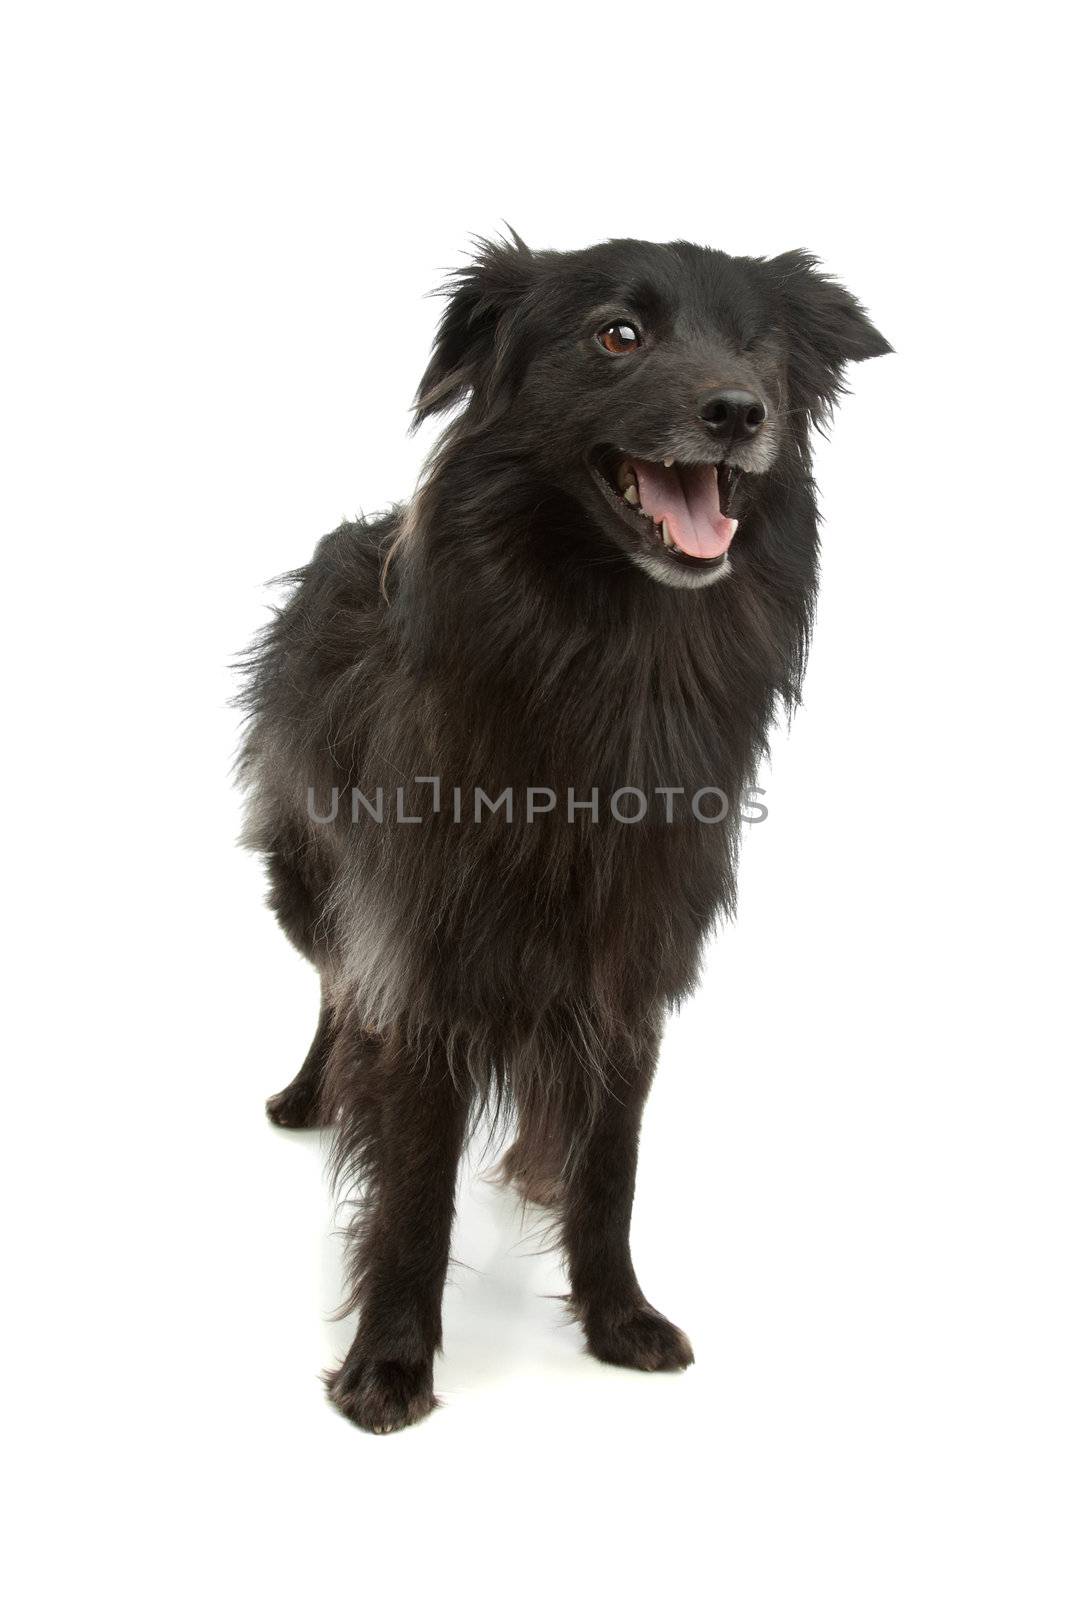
[[325, 1357, 437, 1434], [584, 1302, 695, 1373], [265, 1084, 323, 1130]]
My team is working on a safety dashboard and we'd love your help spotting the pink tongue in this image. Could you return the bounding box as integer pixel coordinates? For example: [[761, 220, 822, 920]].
[[632, 461, 738, 559]]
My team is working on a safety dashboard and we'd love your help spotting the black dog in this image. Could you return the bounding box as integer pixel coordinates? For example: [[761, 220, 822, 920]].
[[238, 233, 889, 1432]]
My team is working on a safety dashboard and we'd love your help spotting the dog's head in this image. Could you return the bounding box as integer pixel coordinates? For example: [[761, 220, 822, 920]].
[[414, 234, 890, 589]]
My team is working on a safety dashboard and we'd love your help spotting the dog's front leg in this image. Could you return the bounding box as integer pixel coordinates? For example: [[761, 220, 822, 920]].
[[563, 1020, 694, 1374], [325, 1027, 470, 1433]]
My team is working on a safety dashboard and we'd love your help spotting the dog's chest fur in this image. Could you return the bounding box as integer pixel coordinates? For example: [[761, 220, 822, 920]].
[[241, 478, 814, 1055], [318, 515, 801, 1037]]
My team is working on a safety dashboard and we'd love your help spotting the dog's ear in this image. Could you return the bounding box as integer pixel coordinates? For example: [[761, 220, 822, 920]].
[[763, 249, 891, 421], [412, 231, 535, 430]]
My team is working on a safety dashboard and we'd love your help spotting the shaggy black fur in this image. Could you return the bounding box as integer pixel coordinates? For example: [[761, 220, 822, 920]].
[[238, 233, 889, 1432]]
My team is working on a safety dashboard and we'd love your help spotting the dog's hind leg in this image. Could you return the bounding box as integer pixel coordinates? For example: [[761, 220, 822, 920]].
[[495, 1116, 567, 1210], [266, 1000, 336, 1129], [262, 826, 340, 1128], [325, 1024, 472, 1433]]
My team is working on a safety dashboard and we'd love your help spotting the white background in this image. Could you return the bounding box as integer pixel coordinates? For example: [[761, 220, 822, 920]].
[[3, 2, 1064, 1596]]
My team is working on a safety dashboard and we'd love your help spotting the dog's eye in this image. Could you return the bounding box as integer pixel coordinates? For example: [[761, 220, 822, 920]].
[[596, 323, 641, 355]]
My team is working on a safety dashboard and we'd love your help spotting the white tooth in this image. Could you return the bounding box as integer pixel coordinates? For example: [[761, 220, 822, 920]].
[[623, 485, 639, 505], [660, 520, 671, 546], [663, 457, 675, 469]]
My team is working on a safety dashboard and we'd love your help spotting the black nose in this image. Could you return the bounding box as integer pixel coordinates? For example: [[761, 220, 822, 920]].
[[700, 388, 767, 440]]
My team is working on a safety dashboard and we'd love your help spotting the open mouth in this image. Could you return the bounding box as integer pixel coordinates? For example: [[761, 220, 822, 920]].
[[590, 449, 741, 568]]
